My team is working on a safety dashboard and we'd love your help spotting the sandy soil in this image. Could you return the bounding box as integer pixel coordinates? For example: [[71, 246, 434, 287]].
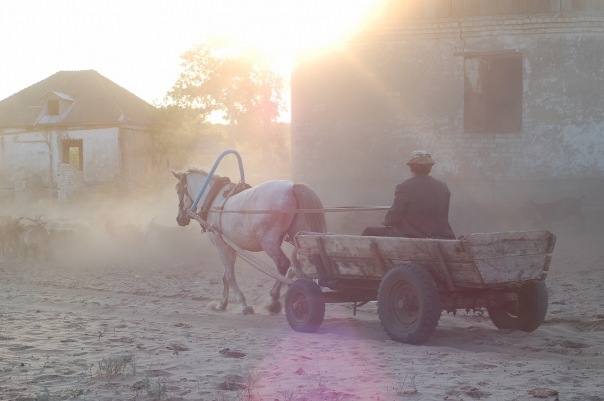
[[0, 198, 603, 401]]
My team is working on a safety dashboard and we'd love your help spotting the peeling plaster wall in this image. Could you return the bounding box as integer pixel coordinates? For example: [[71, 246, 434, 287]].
[[55, 127, 122, 183], [291, 12, 604, 224], [0, 131, 53, 185], [0, 127, 121, 188]]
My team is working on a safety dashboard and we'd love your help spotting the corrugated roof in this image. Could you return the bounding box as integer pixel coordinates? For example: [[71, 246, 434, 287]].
[[0, 70, 158, 127]]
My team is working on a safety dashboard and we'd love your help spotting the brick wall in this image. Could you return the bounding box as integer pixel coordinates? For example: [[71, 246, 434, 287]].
[[291, 9, 604, 223], [57, 163, 84, 201]]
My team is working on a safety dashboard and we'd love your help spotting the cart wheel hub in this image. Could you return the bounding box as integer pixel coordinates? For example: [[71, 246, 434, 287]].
[[396, 295, 418, 311]]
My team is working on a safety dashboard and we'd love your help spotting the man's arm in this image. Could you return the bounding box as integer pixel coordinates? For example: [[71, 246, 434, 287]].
[[383, 184, 407, 227]]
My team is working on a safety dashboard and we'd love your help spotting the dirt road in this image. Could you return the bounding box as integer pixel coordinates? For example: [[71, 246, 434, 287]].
[[1, 225, 603, 401]]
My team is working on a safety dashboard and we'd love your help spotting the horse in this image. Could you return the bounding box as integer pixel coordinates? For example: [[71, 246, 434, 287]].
[[172, 169, 327, 314]]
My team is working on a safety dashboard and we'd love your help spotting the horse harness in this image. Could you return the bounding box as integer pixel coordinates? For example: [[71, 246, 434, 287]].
[[182, 173, 251, 234], [199, 176, 232, 221]]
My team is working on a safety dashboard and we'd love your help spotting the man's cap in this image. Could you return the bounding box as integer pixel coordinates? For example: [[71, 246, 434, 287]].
[[407, 150, 435, 166]]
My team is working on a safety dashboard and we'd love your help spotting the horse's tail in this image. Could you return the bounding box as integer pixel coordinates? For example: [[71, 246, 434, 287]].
[[288, 183, 327, 238]]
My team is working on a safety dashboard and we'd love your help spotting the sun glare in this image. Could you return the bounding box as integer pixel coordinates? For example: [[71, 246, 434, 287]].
[[1, 0, 383, 109], [194, 0, 382, 121], [202, 0, 381, 73]]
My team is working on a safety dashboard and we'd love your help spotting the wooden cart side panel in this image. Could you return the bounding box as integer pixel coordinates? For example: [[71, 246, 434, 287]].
[[297, 253, 544, 287], [296, 253, 321, 279], [446, 262, 485, 287], [295, 234, 472, 263], [293, 231, 554, 288], [474, 254, 549, 284], [461, 230, 556, 259], [296, 254, 486, 287]]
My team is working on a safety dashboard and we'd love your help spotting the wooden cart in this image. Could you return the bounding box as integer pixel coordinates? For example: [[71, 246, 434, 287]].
[[286, 230, 556, 344]]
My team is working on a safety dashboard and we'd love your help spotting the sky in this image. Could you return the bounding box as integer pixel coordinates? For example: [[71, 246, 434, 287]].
[[0, 0, 381, 117]]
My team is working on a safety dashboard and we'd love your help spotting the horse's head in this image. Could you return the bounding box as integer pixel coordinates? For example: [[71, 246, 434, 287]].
[[171, 170, 193, 226]]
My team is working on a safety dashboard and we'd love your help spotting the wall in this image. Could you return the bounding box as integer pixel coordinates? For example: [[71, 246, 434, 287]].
[[374, 0, 604, 20], [0, 131, 53, 185], [57, 163, 84, 201], [291, 9, 604, 232], [0, 127, 121, 193], [119, 127, 152, 188], [51, 127, 122, 184]]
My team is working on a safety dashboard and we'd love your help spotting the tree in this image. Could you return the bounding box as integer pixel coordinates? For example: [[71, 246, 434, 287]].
[[150, 105, 227, 171], [166, 38, 285, 125], [156, 37, 289, 176]]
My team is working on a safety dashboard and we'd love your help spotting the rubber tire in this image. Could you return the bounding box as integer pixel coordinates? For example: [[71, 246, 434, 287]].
[[285, 279, 325, 333], [487, 280, 548, 332], [378, 264, 441, 345]]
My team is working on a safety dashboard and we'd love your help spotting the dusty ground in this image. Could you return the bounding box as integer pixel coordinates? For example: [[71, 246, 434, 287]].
[[0, 194, 603, 401]]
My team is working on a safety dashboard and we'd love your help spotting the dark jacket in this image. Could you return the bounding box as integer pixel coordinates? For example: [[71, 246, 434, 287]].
[[383, 175, 455, 239]]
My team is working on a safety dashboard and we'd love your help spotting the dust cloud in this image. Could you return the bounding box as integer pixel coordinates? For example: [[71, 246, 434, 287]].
[[1, 157, 598, 274], [0, 152, 295, 272], [0, 178, 214, 270], [322, 173, 595, 239]]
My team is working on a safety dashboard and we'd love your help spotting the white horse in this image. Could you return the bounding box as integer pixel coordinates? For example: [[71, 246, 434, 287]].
[[172, 169, 327, 314]]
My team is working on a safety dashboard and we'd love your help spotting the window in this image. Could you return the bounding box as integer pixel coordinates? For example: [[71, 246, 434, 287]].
[[464, 53, 523, 133], [62, 139, 83, 170], [48, 99, 60, 116]]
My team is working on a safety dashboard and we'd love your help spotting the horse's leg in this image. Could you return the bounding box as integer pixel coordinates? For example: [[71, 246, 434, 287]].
[[219, 270, 229, 310], [214, 239, 254, 315], [263, 241, 292, 314]]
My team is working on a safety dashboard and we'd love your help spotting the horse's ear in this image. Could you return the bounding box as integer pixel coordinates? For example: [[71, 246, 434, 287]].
[[170, 170, 181, 179]]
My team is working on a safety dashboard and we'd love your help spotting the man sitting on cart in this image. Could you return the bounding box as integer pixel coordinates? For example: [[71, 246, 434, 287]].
[[362, 150, 455, 240]]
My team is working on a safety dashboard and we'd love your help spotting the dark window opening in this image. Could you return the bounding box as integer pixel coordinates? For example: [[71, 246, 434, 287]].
[[464, 53, 523, 133], [62, 139, 83, 170], [48, 99, 60, 116]]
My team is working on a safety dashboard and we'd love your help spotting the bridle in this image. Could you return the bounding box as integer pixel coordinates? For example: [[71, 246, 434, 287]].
[[176, 173, 195, 217], [176, 170, 220, 233]]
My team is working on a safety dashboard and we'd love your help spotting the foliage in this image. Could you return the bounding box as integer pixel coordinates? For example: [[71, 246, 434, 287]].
[[150, 105, 228, 171], [165, 37, 285, 126], [144, 377, 168, 400], [151, 37, 289, 174], [97, 354, 136, 380]]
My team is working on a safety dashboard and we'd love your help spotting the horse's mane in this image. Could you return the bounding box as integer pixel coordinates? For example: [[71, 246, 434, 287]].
[[184, 168, 206, 175], [185, 168, 225, 181]]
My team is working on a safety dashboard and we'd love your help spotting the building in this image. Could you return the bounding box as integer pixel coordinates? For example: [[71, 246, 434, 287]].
[[0, 70, 157, 201], [291, 0, 604, 232]]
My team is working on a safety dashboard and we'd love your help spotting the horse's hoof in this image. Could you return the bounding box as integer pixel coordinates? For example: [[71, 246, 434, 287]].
[[267, 301, 282, 315], [242, 306, 255, 315]]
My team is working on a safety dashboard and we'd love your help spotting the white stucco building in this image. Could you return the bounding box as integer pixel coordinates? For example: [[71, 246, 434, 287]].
[[0, 70, 157, 201]]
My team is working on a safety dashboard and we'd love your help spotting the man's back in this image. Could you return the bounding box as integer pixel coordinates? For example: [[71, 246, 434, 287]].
[[384, 175, 455, 239]]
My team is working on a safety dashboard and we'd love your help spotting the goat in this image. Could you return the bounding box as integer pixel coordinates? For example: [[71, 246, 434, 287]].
[[0, 216, 21, 257], [19, 218, 51, 262]]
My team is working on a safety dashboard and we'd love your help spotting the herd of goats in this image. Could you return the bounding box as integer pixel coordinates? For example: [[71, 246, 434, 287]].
[[0, 215, 63, 262], [0, 214, 199, 264]]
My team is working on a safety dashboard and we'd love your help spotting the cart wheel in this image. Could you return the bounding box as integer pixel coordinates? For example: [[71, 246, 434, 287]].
[[487, 280, 548, 332], [285, 279, 325, 333], [378, 264, 441, 345]]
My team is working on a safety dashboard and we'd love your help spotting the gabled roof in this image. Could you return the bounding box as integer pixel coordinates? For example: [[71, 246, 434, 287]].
[[0, 70, 158, 127]]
